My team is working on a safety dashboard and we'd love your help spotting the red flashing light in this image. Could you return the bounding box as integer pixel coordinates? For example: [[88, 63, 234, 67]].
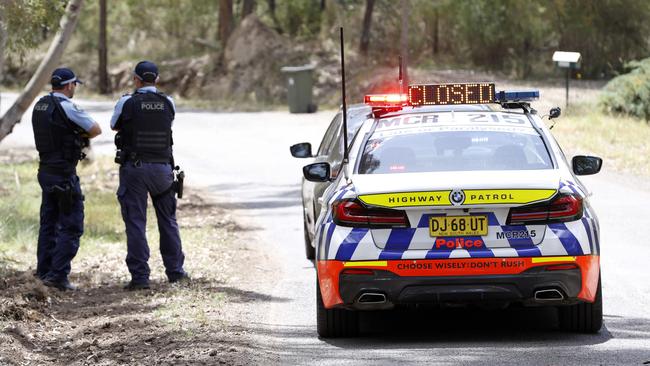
[[364, 94, 407, 106]]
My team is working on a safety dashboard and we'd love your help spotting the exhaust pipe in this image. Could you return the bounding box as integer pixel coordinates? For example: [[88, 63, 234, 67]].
[[534, 289, 564, 301], [357, 292, 387, 304]]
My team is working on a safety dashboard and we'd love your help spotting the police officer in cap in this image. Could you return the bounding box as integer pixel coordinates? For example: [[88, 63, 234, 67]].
[[111, 61, 188, 290], [32, 68, 102, 291]]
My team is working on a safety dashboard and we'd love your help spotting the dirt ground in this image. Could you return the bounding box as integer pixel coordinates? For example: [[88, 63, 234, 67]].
[[0, 163, 279, 365]]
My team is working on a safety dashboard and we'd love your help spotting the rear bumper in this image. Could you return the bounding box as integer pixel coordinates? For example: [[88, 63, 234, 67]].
[[317, 256, 600, 309]]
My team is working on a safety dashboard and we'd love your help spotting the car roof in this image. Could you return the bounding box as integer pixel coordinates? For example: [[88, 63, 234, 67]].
[[368, 108, 537, 134]]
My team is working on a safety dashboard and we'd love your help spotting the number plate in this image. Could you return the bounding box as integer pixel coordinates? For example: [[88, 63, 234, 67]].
[[429, 215, 488, 237]]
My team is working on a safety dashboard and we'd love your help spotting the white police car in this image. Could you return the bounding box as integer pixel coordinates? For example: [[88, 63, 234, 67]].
[[294, 83, 603, 338]]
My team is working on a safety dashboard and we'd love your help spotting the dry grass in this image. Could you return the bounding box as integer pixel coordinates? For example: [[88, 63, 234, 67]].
[[0, 154, 268, 365], [546, 103, 650, 177]]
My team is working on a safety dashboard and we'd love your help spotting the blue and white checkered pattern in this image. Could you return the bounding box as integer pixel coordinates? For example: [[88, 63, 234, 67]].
[[316, 181, 599, 261]]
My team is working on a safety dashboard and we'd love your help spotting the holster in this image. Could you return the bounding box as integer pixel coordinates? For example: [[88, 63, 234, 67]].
[[51, 184, 76, 215], [174, 169, 185, 199], [114, 149, 126, 164], [151, 166, 185, 200]]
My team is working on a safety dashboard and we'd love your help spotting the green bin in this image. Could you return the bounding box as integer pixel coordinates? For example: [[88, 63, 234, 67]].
[[281, 64, 317, 113]]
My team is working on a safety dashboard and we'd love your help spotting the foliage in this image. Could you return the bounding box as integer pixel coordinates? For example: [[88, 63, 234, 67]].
[[551, 0, 650, 78], [0, 0, 66, 58], [4, 0, 650, 91], [451, 1, 551, 78], [600, 58, 650, 121]]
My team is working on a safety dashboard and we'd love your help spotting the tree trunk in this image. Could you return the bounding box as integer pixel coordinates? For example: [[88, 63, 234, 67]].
[[0, 11, 6, 84], [0, 0, 84, 143], [98, 0, 110, 94], [242, 0, 256, 18], [400, 0, 409, 86], [218, 0, 233, 45], [359, 0, 375, 56], [0, 11, 6, 112], [267, 0, 281, 33], [432, 8, 439, 55]]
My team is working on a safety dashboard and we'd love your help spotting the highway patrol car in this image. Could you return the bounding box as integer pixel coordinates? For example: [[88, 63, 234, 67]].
[[291, 83, 603, 338]]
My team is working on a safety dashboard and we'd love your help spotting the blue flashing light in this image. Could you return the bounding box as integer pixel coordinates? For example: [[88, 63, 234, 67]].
[[495, 90, 539, 103]]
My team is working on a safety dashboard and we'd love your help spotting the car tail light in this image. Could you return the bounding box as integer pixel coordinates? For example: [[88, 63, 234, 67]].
[[332, 199, 409, 228], [507, 194, 583, 225]]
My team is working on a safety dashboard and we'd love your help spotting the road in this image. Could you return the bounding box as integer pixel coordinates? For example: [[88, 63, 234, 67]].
[[1, 92, 649, 365]]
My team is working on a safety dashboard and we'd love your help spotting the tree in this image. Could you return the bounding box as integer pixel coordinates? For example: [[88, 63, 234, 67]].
[[97, 0, 110, 94], [0, 0, 84, 143], [218, 0, 233, 45], [0, 11, 6, 111], [359, 0, 375, 56], [266, 0, 281, 32], [242, 0, 256, 18], [0, 12, 6, 85], [400, 0, 409, 86]]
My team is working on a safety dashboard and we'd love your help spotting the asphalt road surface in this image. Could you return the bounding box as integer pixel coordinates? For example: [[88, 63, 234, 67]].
[[1, 93, 649, 365]]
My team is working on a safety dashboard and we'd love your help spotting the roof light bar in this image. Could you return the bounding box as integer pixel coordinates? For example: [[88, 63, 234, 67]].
[[364, 94, 407, 107], [495, 90, 539, 103]]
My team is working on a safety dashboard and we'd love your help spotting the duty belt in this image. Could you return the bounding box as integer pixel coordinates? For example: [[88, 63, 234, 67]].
[[38, 164, 76, 177]]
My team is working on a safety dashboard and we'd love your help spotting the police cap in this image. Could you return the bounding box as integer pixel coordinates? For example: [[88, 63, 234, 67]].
[[134, 61, 159, 83], [51, 68, 83, 88]]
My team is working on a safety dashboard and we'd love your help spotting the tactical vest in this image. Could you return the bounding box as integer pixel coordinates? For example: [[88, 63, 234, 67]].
[[32, 95, 84, 174], [118, 91, 174, 163]]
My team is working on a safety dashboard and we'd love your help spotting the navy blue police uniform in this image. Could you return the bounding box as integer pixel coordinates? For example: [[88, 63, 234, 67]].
[[32, 68, 95, 290], [111, 61, 187, 289]]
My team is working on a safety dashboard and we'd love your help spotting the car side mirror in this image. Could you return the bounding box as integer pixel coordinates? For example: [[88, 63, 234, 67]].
[[290, 142, 313, 158], [549, 107, 561, 120], [572, 155, 602, 175], [303, 162, 331, 182]]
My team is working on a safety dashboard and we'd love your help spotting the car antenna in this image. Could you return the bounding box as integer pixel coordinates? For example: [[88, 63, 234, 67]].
[[397, 55, 404, 96], [339, 27, 350, 179]]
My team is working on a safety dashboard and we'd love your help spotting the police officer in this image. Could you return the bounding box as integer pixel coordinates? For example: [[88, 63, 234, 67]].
[[32, 68, 102, 291], [111, 61, 188, 290]]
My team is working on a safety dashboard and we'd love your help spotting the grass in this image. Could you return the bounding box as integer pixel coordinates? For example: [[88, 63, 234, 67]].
[[548, 102, 650, 177], [0, 155, 246, 341], [0, 158, 126, 270], [0, 156, 238, 284]]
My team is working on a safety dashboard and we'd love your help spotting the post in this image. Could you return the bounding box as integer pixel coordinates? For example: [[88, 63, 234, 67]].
[[565, 68, 569, 110]]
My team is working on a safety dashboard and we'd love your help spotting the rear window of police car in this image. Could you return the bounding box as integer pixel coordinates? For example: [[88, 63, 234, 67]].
[[357, 111, 552, 174]]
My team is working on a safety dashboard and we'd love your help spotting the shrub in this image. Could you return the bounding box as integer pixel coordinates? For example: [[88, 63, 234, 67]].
[[600, 58, 650, 121]]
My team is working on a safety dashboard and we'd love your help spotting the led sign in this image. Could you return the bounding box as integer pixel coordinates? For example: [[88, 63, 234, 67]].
[[408, 83, 495, 106]]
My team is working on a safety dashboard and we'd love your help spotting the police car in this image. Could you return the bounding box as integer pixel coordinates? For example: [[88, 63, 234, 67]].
[[292, 83, 603, 338], [291, 104, 371, 259]]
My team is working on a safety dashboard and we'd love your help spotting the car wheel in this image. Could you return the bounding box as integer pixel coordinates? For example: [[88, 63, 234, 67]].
[[304, 220, 315, 260], [316, 277, 359, 338], [558, 275, 603, 333]]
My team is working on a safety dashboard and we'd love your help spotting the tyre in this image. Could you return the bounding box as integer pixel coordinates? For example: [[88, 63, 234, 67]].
[[304, 220, 315, 260], [558, 275, 603, 333], [316, 278, 359, 338]]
